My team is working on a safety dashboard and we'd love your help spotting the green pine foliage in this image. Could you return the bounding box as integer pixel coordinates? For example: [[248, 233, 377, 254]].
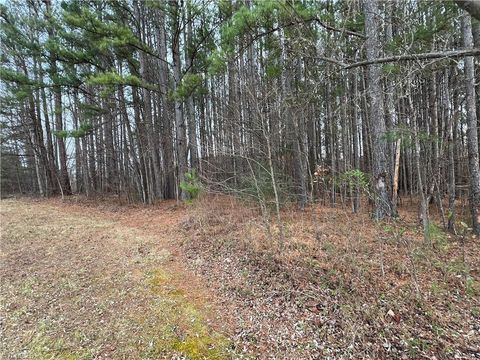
[[53, 122, 93, 139], [87, 71, 143, 97], [172, 73, 204, 100], [180, 171, 202, 200]]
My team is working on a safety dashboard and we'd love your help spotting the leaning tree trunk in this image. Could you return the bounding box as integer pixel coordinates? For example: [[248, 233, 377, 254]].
[[462, 13, 480, 236], [363, 0, 392, 220]]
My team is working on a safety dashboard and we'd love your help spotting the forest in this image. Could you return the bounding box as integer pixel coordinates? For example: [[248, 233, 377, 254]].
[[1, 0, 480, 358], [1, 0, 480, 233]]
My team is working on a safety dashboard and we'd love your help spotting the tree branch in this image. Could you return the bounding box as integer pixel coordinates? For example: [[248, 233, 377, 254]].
[[237, 15, 365, 60], [311, 17, 366, 39], [342, 48, 480, 69], [316, 56, 348, 67]]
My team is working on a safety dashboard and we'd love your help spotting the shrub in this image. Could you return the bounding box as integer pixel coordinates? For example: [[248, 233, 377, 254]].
[[180, 171, 201, 200]]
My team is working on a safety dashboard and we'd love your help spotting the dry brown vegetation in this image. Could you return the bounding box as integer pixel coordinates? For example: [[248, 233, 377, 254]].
[[180, 196, 479, 358], [1, 196, 479, 359], [0, 199, 233, 359]]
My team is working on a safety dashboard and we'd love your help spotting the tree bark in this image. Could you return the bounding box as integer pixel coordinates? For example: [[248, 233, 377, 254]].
[[462, 13, 480, 236], [364, 0, 392, 220]]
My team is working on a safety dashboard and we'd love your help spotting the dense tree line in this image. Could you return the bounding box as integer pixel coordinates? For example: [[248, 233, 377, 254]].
[[0, 0, 479, 235]]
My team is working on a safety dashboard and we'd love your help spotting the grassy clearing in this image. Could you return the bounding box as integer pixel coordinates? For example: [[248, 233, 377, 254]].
[[0, 199, 231, 359]]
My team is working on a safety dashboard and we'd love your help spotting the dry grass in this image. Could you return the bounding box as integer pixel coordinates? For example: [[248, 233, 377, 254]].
[[0, 199, 232, 359]]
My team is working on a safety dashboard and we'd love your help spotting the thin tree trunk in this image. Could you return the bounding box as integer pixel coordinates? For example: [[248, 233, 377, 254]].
[[446, 69, 456, 233], [392, 138, 401, 210]]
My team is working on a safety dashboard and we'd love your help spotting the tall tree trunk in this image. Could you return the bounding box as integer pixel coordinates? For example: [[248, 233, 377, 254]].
[[155, 7, 175, 199], [33, 59, 56, 195], [172, 0, 188, 200], [72, 89, 82, 193], [185, 1, 198, 170], [462, 13, 480, 236], [445, 68, 456, 233], [384, 0, 397, 214], [352, 70, 361, 212], [364, 0, 392, 219], [45, 0, 71, 195], [409, 86, 430, 244], [134, 0, 162, 201]]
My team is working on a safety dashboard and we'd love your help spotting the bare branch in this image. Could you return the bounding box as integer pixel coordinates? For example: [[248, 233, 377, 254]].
[[316, 56, 348, 67], [344, 48, 480, 69], [311, 17, 366, 39]]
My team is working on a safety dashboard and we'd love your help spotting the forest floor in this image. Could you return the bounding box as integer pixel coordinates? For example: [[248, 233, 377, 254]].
[[1, 196, 479, 359], [0, 199, 234, 359]]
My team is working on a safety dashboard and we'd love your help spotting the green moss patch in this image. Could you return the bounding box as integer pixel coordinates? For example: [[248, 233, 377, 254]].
[[139, 269, 231, 359]]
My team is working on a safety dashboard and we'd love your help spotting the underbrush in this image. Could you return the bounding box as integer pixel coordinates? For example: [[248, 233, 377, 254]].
[[181, 195, 480, 358]]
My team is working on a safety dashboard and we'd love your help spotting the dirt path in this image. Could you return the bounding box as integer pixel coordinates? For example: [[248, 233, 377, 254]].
[[0, 199, 232, 359]]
